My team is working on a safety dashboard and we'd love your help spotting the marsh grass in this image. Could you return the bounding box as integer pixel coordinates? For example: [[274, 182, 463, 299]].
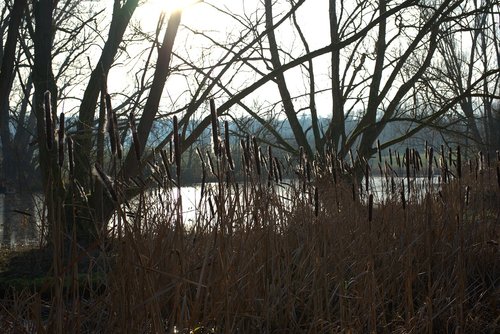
[[0, 97, 498, 333]]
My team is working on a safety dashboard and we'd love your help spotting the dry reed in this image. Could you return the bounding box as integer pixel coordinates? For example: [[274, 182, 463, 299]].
[[0, 133, 498, 333]]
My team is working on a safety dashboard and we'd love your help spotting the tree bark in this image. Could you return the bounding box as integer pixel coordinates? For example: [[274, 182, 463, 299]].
[[0, 0, 27, 182], [121, 11, 182, 181], [74, 0, 139, 189]]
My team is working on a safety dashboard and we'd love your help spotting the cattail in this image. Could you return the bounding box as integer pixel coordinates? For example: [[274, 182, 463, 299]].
[[298, 146, 305, 177], [94, 163, 118, 202], [412, 149, 418, 173], [129, 112, 141, 161], [240, 139, 249, 173], [401, 190, 406, 210], [164, 161, 173, 183], [396, 152, 401, 168], [428, 147, 433, 181], [44, 91, 53, 150], [58, 112, 65, 167], [253, 136, 260, 176], [208, 196, 215, 217], [267, 146, 274, 186], [206, 151, 216, 177], [368, 193, 374, 222], [113, 110, 122, 160], [389, 148, 393, 165], [306, 161, 311, 183], [365, 162, 370, 194], [425, 141, 428, 160], [465, 186, 470, 206], [405, 147, 410, 186], [67, 136, 74, 176], [314, 187, 319, 217], [332, 163, 338, 184], [224, 121, 234, 170], [457, 146, 462, 178], [497, 165, 500, 189], [169, 138, 173, 163], [273, 157, 279, 183], [210, 99, 219, 156], [377, 140, 382, 163], [173, 116, 181, 184], [274, 157, 282, 183], [197, 148, 207, 206], [105, 94, 116, 156]]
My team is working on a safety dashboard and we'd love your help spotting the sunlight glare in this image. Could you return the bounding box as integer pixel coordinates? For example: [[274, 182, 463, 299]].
[[148, 0, 200, 15]]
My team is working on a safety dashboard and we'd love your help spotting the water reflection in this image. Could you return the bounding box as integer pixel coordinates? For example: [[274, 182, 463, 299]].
[[0, 193, 42, 247]]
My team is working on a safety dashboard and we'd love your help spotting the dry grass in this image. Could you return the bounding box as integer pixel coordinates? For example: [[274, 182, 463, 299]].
[[1, 146, 498, 333], [0, 95, 498, 332]]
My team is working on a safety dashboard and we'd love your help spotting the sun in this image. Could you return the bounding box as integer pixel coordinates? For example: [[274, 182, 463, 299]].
[[147, 0, 201, 15]]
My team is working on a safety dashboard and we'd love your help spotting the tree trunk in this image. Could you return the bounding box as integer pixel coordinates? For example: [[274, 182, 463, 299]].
[[264, 0, 312, 158], [74, 0, 139, 190], [0, 0, 27, 183]]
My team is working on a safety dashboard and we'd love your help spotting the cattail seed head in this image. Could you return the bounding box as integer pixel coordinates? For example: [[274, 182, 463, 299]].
[[253, 136, 260, 176], [44, 91, 53, 150], [428, 147, 434, 181], [275, 157, 282, 183], [129, 112, 141, 161], [173, 116, 181, 184], [377, 140, 382, 163], [368, 193, 374, 222], [210, 99, 219, 156], [58, 112, 65, 167], [105, 94, 117, 156], [67, 135, 74, 176], [224, 121, 234, 170], [113, 110, 122, 160], [314, 187, 319, 217]]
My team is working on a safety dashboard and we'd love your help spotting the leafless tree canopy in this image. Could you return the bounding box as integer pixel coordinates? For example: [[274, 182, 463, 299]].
[[0, 0, 499, 221]]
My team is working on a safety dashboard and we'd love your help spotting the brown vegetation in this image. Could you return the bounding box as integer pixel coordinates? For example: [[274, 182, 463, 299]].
[[0, 129, 498, 333]]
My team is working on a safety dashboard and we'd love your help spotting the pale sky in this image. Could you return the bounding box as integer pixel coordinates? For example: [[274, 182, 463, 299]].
[[120, 0, 334, 118]]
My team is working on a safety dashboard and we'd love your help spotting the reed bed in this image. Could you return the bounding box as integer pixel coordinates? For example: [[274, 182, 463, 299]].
[[0, 98, 498, 333]]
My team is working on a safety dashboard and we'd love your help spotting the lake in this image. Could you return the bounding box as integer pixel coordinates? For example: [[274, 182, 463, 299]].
[[0, 176, 439, 247]]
